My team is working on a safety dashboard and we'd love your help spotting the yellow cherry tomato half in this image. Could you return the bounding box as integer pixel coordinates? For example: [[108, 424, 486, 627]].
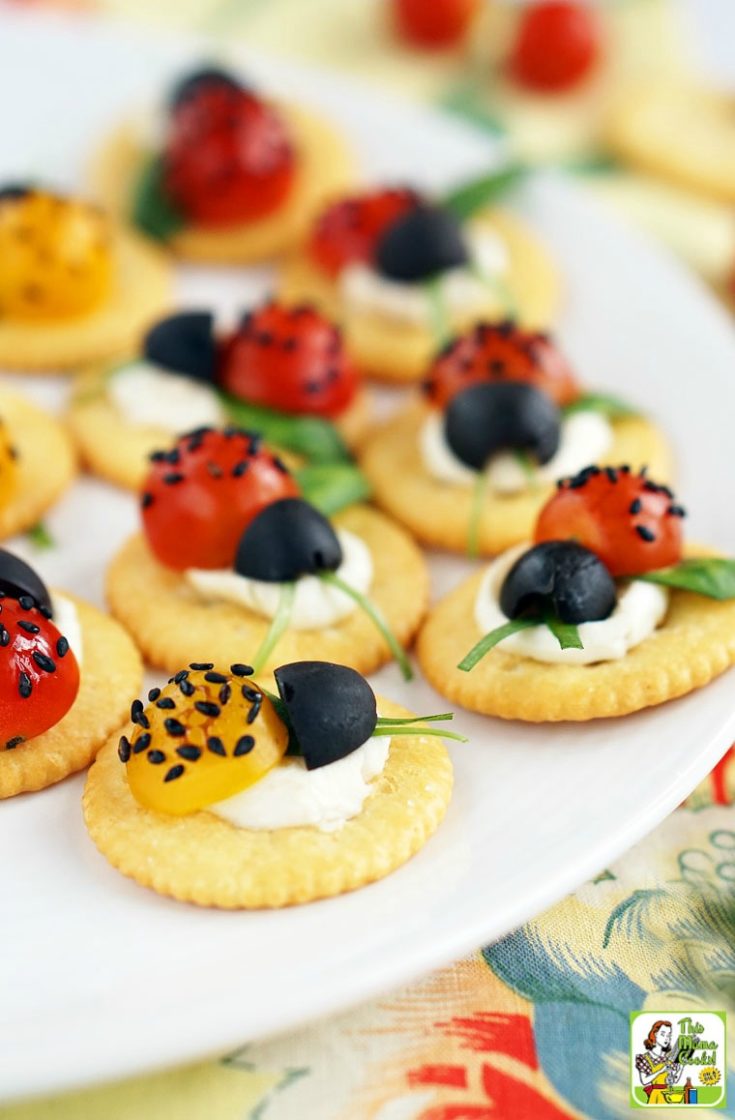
[[0, 418, 17, 512], [0, 191, 113, 321], [124, 667, 289, 816]]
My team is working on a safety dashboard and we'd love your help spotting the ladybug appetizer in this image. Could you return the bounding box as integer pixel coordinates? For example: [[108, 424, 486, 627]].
[[0, 388, 77, 542], [0, 184, 170, 372], [0, 550, 141, 796], [67, 301, 371, 492], [90, 64, 353, 264], [279, 176, 560, 383], [359, 319, 672, 555], [84, 659, 456, 907], [106, 427, 428, 678], [417, 464, 735, 721]]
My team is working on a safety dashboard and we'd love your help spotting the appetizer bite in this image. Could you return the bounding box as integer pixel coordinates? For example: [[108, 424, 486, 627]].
[[0, 551, 142, 796], [106, 427, 427, 677], [360, 320, 672, 555], [0, 184, 171, 371], [279, 176, 560, 383], [90, 65, 353, 263], [417, 465, 735, 720], [68, 301, 371, 491], [84, 660, 456, 907], [0, 388, 76, 541]]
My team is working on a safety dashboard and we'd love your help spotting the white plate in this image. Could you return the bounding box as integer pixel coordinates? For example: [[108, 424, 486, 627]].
[[1, 11, 735, 1104]]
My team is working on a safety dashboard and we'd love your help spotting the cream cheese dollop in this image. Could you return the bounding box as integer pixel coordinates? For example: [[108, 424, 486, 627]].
[[340, 226, 507, 327], [209, 735, 390, 832], [420, 408, 614, 494], [474, 544, 669, 665], [185, 529, 372, 630], [108, 360, 225, 433], [50, 593, 83, 666]]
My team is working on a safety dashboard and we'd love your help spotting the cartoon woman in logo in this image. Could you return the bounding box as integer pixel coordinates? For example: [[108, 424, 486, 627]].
[[635, 1020, 684, 1103]]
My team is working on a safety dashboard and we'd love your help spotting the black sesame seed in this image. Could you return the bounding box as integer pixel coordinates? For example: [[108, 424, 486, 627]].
[[38, 605, 52, 620], [204, 670, 227, 684], [174, 669, 189, 683], [164, 718, 186, 737], [141, 492, 154, 509], [131, 700, 150, 729], [156, 697, 176, 710], [163, 472, 185, 485], [118, 735, 131, 762], [231, 460, 249, 478], [5, 735, 23, 750], [178, 679, 195, 697], [195, 700, 220, 718], [18, 672, 32, 699], [234, 735, 255, 756], [218, 682, 231, 705], [147, 750, 166, 764], [629, 498, 642, 514], [207, 736, 226, 756], [163, 764, 185, 783], [0, 626, 8, 647], [635, 525, 656, 542], [148, 687, 161, 702], [668, 504, 686, 518], [32, 651, 56, 673], [230, 663, 253, 677], [56, 636, 69, 658], [605, 467, 618, 483], [149, 450, 168, 462], [17, 620, 40, 634], [247, 694, 262, 724], [176, 745, 201, 761], [241, 685, 260, 702], [18, 595, 34, 611], [133, 733, 151, 754], [189, 662, 214, 671]]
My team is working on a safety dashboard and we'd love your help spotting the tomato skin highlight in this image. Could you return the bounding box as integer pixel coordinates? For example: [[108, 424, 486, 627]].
[[392, 0, 478, 48], [424, 321, 579, 409], [535, 467, 684, 578], [508, 1, 602, 94], [218, 303, 359, 418], [164, 84, 295, 228], [308, 187, 422, 278], [141, 429, 301, 572], [0, 597, 80, 746]]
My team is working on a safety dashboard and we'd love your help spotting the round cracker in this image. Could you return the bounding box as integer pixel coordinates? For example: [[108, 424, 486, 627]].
[[416, 545, 735, 722], [359, 399, 674, 555], [106, 505, 429, 675], [83, 697, 453, 908], [91, 104, 354, 264], [607, 82, 735, 206], [0, 596, 143, 797], [278, 209, 561, 384], [67, 367, 374, 492], [0, 388, 77, 540], [0, 229, 172, 373]]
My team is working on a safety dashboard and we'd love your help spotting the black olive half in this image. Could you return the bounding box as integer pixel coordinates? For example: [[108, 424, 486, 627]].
[[168, 66, 241, 111], [0, 183, 32, 202], [375, 204, 468, 282], [445, 381, 560, 470], [235, 498, 343, 582], [500, 541, 616, 625], [0, 550, 53, 615], [142, 311, 217, 384], [274, 661, 378, 770]]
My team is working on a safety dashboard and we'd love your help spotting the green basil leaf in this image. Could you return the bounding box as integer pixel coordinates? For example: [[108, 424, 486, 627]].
[[131, 154, 185, 242], [458, 617, 539, 671], [319, 571, 413, 681], [440, 84, 507, 138], [424, 275, 452, 349], [219, 393, 351, 464], [296, 462, 371, 516], [562, 392, 639, 420], [545, 614, 583, 650], [27, 521, 54, 550], [639, 558, 735, 600], [441, 162, 527, 222]]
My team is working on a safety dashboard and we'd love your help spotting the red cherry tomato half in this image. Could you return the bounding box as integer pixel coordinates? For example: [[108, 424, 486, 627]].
[[0, 596, 80, 747], [219, 303, 358, 418], [508, 1, 602, 94], [534, 466, 685, 577], [164, 85, 295, 227], [141, 428, 301, 571], [392, 0, 479, 48], [424, 321, 579, 409], [308, 187, 422, 278]]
